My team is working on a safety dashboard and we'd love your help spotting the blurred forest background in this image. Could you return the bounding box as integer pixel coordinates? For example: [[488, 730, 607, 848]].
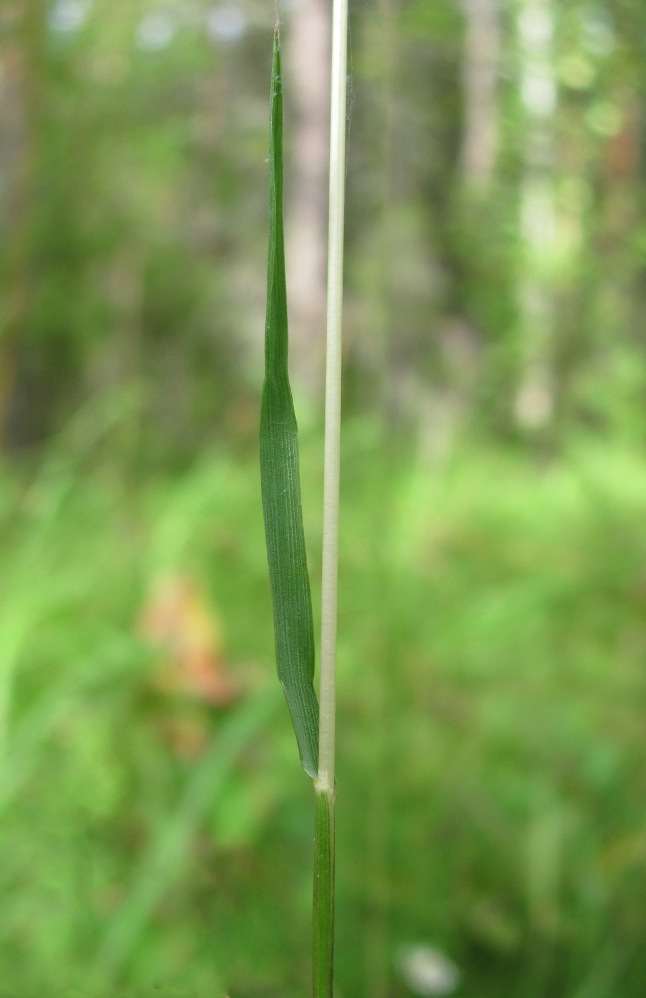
[[2, 0, 646, 995]]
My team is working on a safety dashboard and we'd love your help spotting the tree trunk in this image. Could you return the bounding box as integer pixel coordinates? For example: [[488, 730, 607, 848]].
[[514, 0, 558, 432], [460, 0, 500, 191], [284, 0, 330, 395], [0, 0, 44, 451]]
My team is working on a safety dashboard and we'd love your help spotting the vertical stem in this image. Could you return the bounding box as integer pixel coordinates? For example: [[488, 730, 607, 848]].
[[319, 0, 348, 797], [313, 0, 348, 993]]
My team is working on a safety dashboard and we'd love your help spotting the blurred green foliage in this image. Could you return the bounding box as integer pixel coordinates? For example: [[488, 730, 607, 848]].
[[1, 411, 646, 995]]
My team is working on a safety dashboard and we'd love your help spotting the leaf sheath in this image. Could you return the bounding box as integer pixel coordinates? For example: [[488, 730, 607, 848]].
[[313, 784, 335, 996]]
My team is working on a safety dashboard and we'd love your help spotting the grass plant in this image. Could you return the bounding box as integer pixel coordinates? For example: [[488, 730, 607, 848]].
[[260, 8, 348, 994]]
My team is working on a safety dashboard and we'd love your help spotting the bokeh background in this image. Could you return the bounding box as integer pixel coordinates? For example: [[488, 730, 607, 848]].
[[2, 0, 646, 995]]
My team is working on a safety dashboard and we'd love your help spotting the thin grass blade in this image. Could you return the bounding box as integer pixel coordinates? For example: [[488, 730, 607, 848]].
[[260, 29, 319, 779]]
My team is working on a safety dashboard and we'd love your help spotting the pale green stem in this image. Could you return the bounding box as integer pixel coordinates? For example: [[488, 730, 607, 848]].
[[318, 0, 348, 793], [313, 1, 348, 994]]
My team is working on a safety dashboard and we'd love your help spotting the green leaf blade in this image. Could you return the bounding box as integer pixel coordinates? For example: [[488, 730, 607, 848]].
[[260, 29, 319, 779]]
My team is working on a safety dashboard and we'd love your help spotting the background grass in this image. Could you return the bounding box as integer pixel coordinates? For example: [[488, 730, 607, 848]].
[[1, 409, 645, 997]]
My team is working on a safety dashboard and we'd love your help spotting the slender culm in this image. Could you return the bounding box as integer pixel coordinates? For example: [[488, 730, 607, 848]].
[[313, 0, 349, 992]]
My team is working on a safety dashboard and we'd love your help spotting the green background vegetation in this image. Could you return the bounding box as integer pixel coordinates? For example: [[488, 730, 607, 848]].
[[1, 1, 646, 995]]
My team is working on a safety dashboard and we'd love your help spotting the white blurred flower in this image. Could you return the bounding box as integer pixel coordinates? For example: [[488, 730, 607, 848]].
[[136, 10, 177, 52], [205, 4, 247, 44], [49, 0, 91, 33], [397, 943, 460, 997]]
